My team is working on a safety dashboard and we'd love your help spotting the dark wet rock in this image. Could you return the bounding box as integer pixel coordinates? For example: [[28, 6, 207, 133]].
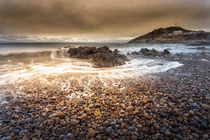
[[68, 46, 128, 67], [130, 48, 171, 57], [163, 49, 171, 55]]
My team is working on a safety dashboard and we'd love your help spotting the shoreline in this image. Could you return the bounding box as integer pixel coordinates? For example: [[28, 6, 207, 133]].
[[0, 52, 209, 139]]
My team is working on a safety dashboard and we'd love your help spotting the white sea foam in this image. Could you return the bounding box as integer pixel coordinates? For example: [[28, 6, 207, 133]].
[[0, 44, 187, 101]]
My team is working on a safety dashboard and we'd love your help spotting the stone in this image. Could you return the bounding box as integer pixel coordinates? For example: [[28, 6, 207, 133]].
[[22, 136, 29, 140], [58, 135, 65, 140], [106, 127, 112, 134], [126, 106, 133, 111], [164, 129, 171, 136], [169, 109, 180, 116], [191, 102, 197, 107], [142, 96, 148, 104], [26, 118, 33, 123], [47, 119, 54, 126], [88, 128, 96, 138], [31, 138, 39, 140], [0, 136, 12, 140], [131, 136, 137, 140], [96, 135, 102, 139], [70, 119, 80, 126], [19, 130, 28, 137], [121, 123, 127, 129], [66, 133, 75, 140], [189, 110, 195, 116], [163, 49, 170, 55], [203, 134, 208, 139], [153, 123, 160, 129], [128, 126, 135, 131], [110, 121, 116, 126], [162, 119, 169, 127], [95, 103, 101, 108], [143, 112, 149, 118], [200, 122, 208, 129], [176, 134, 183, 140], [193, 116, 200, 122], [201, 104, 210, 110]]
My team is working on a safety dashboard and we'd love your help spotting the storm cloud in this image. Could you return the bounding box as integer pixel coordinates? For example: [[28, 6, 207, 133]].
[[0, 0, 210, 41]]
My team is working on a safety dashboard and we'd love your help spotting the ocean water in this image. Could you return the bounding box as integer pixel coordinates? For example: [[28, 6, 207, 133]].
[[0, 42, 209, 102]]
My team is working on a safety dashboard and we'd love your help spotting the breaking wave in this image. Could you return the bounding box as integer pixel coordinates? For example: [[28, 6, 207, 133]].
[[0, 47, 183, 102]]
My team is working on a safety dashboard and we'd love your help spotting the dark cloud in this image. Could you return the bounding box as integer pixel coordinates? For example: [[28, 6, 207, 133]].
[[0, 0, 209, 39]]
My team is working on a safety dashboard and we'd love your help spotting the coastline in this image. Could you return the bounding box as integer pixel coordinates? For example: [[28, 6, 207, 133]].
[[0, 52, 209, 139]]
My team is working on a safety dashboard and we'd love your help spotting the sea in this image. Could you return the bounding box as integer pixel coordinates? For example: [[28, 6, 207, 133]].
[[0, 42, 209, 102]]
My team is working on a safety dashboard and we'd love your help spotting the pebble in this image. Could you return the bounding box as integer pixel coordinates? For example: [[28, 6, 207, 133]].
[[110, 121, 116, 126], [153, 123, 160, 129], [22, 136, 29, 140], [201, 104, 210, 110], [58, 134, 65, 140], [0, 136, 11, 140], [191, 102, 197, 107], [0, 53, 209, 139], [200, 122, 208, 129], [126, 106, 133, 111], [164, 129, 171, 136], [19, 130, 28, 137], [203, 134, 208, 139], [26, 118, 33, 123], [128, 126, 135, 131], [70, 119, 80, 126], [106, 127, 112, 134], [88, 128, 96, 138], [89, 104, 94, 108], [95, 103, 101, 108]]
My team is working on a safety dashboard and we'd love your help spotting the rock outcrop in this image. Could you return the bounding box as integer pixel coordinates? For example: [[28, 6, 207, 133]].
[[68, 46, 128, 67], [128, 48, 171, 57], [128, 26, 210, 44]]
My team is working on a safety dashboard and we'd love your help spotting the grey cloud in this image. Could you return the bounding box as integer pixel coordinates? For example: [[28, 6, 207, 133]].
[[0, 0, 209, 38]]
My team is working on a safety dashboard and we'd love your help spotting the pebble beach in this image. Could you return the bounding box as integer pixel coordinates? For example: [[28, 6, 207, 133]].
[[0, 51, 209, 140]]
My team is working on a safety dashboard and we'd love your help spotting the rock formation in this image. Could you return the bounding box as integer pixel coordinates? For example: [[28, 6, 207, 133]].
[[128, 48, 171, 57], [68, 46, 128, 67]]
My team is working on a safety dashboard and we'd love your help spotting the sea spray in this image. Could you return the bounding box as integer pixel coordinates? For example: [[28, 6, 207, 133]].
[[0, 47, 183, 102]]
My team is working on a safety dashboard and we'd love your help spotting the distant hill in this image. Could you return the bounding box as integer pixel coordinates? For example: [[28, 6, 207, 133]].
[[128, 26, 210, 44]]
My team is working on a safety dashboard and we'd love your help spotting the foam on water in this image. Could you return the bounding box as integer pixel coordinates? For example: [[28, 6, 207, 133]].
[[0, 44, 187, 102]]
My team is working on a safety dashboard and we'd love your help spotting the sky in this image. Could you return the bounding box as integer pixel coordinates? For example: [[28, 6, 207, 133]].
[[0, 0, 210, 42]]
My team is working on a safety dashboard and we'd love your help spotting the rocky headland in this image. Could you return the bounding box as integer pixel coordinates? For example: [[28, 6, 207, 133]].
[[128, 26, 210, 44]]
